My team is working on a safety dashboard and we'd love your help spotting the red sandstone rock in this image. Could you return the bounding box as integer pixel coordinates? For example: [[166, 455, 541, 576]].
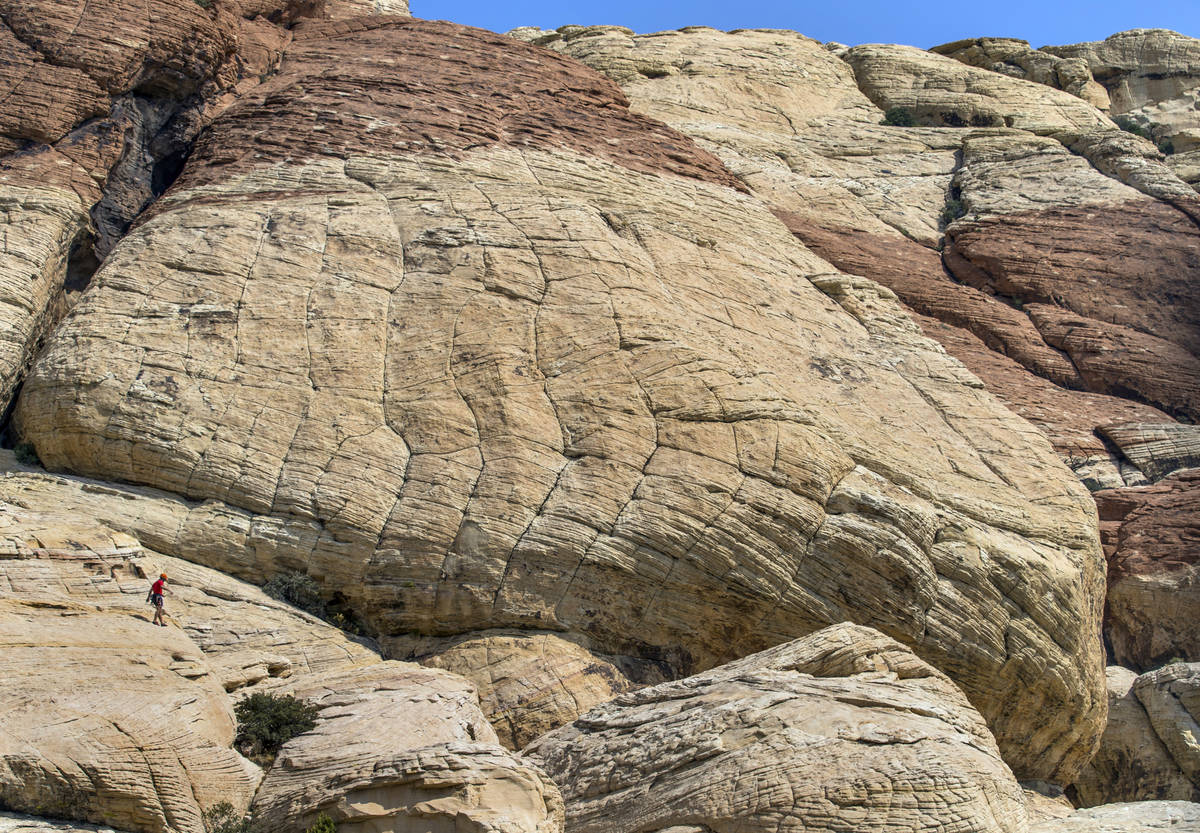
[[1095, 470, 1200, 668], [174, 19, 745, 196]]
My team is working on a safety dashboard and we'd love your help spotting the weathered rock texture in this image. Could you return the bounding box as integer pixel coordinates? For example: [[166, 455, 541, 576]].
[[0, 815, 131, 833], [0, 501, 562, 833], [1134, 663, 1200, 788], [525, 24, 1200, 678], [1095, 471, 1200, 669], [0, 509, 259, 833], [253, 663, 565, 833], [528, 623, 1028, 833], [1070, 666, 1200, 806], [1045, 30, 1200, 148], [401, 631, 637, 749], [932, 38, 1111, 109], [843, 43, 1113, 131], [0, 0, 412, 416], [1031, 800, 1200, 832], [9, 18, 1110, 782]]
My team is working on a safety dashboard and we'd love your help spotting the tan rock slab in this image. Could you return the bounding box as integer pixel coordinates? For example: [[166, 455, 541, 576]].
[[403, 630, 636, 749], [527, 623, 1028, 833], [252, 663, 564, 833]]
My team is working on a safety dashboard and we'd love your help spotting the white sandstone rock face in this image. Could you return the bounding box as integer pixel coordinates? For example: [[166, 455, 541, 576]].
[[1043, 30, 1200, 115], [1030, 800, 1200, 832], [0, 501, 563, 833], [1135, 663, 1200, 787], [252, 663, 565, 833], [527, 623, 1028, 833], [10, 146, 1106, 781], [0, 509, 260, 833], [325, 0, 410, 18], [12, 19, 1108, 784], [518, 25, 959, 245], [0, 183, 88, 410], [932, 38, 1111, 110], [842, 43, 1113, 133]]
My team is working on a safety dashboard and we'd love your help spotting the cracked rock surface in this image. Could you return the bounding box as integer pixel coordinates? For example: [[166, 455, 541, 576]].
[[527, 623, 1029, 833], [9, 17, 1109, 782], [0, 500, 562, 833]]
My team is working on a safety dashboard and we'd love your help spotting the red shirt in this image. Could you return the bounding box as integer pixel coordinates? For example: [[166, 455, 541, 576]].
[[151, 579, 166, 595]]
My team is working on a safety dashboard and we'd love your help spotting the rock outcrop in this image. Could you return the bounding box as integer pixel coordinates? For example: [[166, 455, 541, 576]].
[[932, 38, 1111, 109], [843, 43, 1112, 131], [0, 502, 563, 833], [6, 17, 1110, 783], [528, 623, 1028, 833], [1070, 667, 1200, 806], [1095, 471, 1200, 669], [252, 663, 565, 833], [525, 24, 1200, 693], [399, 631, 637, 749], [0, 0, 413, 421]]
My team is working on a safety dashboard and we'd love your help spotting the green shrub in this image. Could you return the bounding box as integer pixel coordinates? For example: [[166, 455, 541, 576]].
[[234, 692, 319, 763], [1114, 114, 1153, 140], [203, 803, 257, 833], [194, 0, 214, 9], [1158, 138, 1176, 155], [305, 815, 337, 833], [13, 442, 40, 467], [263, 571, 326, 618], [941, 198, 966, 227], [880, 106, 915, 127]]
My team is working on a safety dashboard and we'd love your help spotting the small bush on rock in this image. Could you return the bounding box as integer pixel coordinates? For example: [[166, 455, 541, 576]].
[[305, 815, 337, 833], [234, 692, 319, 764], [263, 571, 326, 618], [941, 198, 966, 227], [13, 442, 40, 467], [203, 803, 257, 833], [880, 106, 915, 127]]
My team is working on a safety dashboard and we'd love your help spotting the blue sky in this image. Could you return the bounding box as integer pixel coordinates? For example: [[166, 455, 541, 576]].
[[423, 1, 1199, 49]]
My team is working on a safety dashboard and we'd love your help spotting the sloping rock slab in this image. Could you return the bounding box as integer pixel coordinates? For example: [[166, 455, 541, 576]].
[[527, 623, 1027, 833], [402, 630, 636, 750], [252, 663, 564, 833], [1030, 800, 1200, 832]]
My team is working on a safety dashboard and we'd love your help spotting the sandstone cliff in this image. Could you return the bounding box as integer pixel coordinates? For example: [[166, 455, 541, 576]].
[[2, 1, 1200, 829]]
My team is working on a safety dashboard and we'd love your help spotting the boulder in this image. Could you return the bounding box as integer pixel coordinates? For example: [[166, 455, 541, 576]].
[[400, 631, 637, 749], [251, 663, 564, 833], [527, 623, 1028, 833], [1070, 667, 1199, 806]]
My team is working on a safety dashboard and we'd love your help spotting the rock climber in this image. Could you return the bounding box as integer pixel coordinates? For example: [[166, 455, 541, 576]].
[[147, 572, 171, 627]]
